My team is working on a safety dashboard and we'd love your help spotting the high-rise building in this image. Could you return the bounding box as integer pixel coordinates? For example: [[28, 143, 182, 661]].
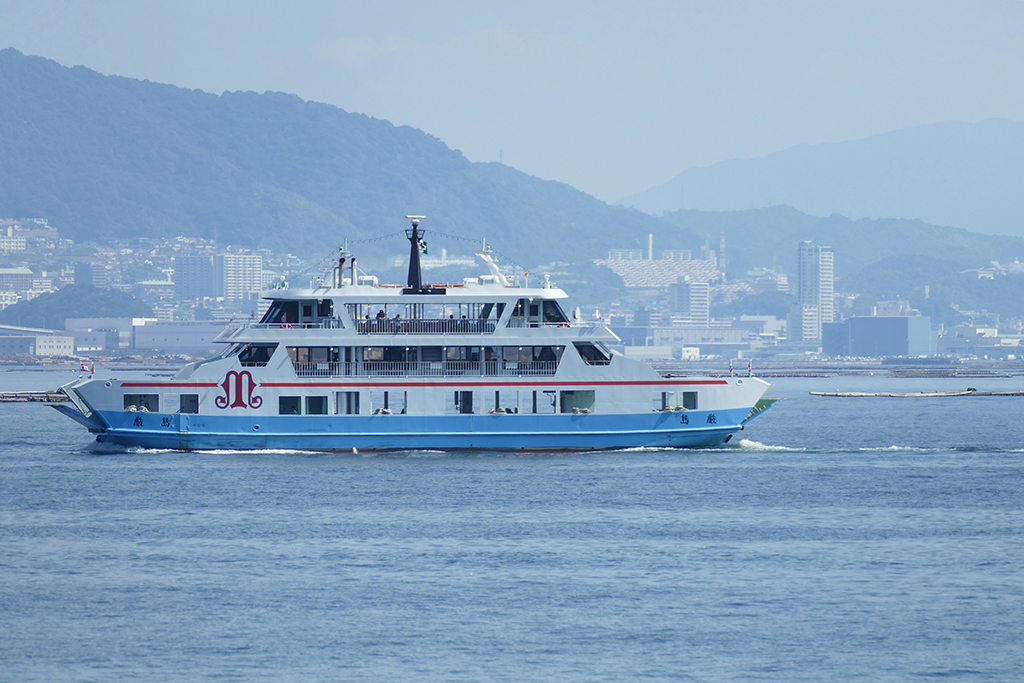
[[670, 278, 710, 326], [791, 241, 834, 342], [214, 253, 263, 300], [173, 255, 215, 300]]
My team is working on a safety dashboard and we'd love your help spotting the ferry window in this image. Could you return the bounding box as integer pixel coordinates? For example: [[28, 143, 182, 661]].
[[239, 343, 278, 367], [260, 301, 299, 324], [446, 346, 476, 361], [370, 390, 405, 415], [451, 390, 474, 414], [337, 391, 360, 415], [573, 342, 611, 365], [530, 390, 557, 414], [279, 396, 301, 415], [560, 390, 595, 413], [306, 396, 328, 415], [485, 390, 518, 414], [317, 299, 333, 317], [535, 346, 565, 362], [124, 394, 159, 412], [302, 303, 314, 319], [543, 300, 568, 323], [180, 394, 199, 414], [421, 346, 444, 362], [658, 392, 697, 411], [503, 346, 564, 363], [287, 347, 337, 364]]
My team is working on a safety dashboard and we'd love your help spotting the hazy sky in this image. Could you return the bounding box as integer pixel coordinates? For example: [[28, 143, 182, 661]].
[[2, 0, 1023, 202]]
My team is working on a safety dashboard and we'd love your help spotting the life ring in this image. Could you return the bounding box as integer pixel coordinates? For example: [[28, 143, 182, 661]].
[[279, 324, 293, 329]]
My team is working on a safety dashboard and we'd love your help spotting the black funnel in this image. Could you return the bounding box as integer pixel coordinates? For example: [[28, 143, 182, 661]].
[[405, 216, 425, 291]]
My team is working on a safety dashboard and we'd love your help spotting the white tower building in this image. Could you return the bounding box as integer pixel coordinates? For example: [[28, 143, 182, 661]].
[[791, 241, 834, 342]]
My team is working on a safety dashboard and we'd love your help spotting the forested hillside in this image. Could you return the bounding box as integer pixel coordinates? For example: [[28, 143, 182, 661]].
[[0, 48, 690, 268], [838, 256, 1024, 326]]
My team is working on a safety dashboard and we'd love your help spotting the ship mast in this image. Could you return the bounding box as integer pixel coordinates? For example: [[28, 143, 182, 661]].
[[405, 215, 426, 292]]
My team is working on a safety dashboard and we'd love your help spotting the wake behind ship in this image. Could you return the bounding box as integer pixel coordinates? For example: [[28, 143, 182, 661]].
[[53, 217, 777, 452]]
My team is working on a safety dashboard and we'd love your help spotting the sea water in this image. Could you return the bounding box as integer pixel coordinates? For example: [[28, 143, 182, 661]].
[[1, 368, 1023, 681]]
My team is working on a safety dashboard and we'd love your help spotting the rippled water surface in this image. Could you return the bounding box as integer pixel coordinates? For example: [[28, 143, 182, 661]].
[[2, 369, 1023, 681]]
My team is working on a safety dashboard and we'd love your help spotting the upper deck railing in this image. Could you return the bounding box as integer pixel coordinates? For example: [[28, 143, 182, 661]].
[[291, 360, 559, 378], [217, 318, 595, 340], [356, 318, 496, 335]]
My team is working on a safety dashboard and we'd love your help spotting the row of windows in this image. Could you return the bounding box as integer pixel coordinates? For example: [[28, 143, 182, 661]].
[[123, 389, 697, 416], [125, 393, 198, 414], [273, 390, 597, 416], [231, 343, 593, 366], [262, 297, 571, 328]]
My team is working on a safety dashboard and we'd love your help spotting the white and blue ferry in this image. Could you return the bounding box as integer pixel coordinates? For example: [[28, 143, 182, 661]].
[[54, 218, 777, 452]]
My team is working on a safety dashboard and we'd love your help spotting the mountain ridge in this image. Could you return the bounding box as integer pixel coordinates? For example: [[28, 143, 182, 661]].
[[619, 119, 1024, 238], [0, 48, 693, 269]]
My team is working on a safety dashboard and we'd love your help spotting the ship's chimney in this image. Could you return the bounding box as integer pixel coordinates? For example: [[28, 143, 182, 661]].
[[405, 215, 426, 291]]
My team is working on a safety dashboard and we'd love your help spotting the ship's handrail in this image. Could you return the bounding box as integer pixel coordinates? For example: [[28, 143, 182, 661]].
[[355, 318, 497, 335], [291, 360, 559, 378], [505, 319, 594, 329], [215, 320, 344, 340], [216, 318, 597, 341], [221, 321, 346, 331]]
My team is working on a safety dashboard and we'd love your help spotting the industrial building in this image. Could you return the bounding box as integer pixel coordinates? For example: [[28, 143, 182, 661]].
[[823, 316, 934, 357]]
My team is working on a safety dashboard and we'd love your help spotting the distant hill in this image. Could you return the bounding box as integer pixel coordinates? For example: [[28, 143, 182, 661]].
[[619, 119, 1024, 238], [659, 205, 1024, 279], [0, 48, 693, 271], [837, 255, 1024, 326]]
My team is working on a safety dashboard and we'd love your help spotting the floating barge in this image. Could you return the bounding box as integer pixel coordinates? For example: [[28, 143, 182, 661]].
[[0, 390, 69, 403], [810, 389, 1024, 398]]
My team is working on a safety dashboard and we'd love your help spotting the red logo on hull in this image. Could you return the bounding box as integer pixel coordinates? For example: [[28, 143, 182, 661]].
[[215, 370, 263, 409]]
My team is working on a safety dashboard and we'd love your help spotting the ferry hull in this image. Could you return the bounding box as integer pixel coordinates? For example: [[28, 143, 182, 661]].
[[88, 409, 759, 452]]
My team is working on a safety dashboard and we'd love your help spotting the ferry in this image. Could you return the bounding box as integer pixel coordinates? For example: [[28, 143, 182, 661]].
[[53, 217, 778, 452]]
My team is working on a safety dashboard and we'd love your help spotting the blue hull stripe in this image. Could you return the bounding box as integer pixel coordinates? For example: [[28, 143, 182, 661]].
[[94, 409, 750, 451]]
